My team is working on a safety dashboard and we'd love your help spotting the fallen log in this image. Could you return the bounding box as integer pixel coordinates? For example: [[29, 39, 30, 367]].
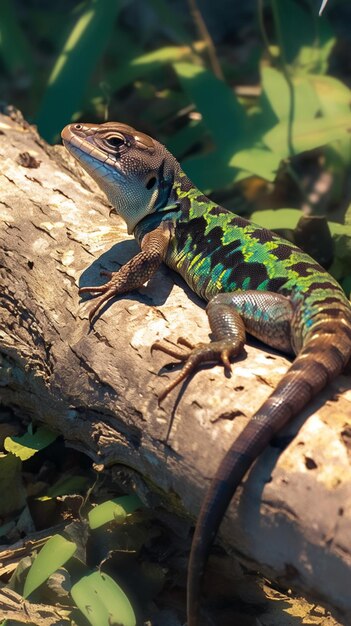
[[1, 108, 351, 620]]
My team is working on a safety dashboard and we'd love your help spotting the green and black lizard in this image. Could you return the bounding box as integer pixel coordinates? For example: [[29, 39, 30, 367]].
[[61, 121, 351, 626]]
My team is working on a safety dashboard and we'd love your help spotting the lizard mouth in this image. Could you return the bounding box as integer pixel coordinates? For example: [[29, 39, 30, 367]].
[[61, 124, 115, 168], [61, 124, 130, 197]]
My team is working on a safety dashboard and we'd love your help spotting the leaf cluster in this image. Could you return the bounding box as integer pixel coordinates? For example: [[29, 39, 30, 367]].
[[0, 427, 169, 625]]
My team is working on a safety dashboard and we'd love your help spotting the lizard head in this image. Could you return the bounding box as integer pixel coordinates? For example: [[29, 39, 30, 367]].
[[61, 122, 179, 234]]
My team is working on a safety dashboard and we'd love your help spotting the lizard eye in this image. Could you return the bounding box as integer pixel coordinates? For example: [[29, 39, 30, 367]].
[[105, 136, 125, 149], [146, 176, 157, 190]]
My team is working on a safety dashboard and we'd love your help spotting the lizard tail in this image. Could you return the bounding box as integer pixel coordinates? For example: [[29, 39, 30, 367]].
[[187, 321, 351, 626]]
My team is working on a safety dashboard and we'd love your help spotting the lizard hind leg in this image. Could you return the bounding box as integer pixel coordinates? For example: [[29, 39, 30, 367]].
[[152, 299, 247, 403], [152, 290, 294, 403]]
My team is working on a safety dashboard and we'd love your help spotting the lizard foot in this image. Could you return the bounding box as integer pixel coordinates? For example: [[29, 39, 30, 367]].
[[151, 338, 235, 403], [79, 270, 120, 322]]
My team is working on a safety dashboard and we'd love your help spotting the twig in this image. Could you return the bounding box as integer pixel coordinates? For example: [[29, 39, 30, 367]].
[[187, 0, 224, 80]]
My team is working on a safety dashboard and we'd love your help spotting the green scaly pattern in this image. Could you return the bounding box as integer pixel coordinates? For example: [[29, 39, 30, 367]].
[[136, 169, 350, 353]]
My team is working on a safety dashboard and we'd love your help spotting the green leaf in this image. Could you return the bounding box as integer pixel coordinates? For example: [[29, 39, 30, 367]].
[[295, 38, 335, 75], [72, 571, 136, 626], [88, 495, 142, 530], [0, 453, 25, 516], [313, 77, 351, 190], [230, 147, 282, 181], [107, 45, 201, 94], [47, 474, 90, 497], [261, 67, 290, 122], [328, 221, 351, 237], [182, 150, 237, 192], [263, 114, 351, 156], [345, 202, 351, 227], [250, 208, 301, 231], [261, 67, 320, 124], [272, 0, 333, 68], [173, 62, 247, 150], [310, 75, 351, 118], [23, 534, 76, 598], [36, 0, 121, 141], [4, 426, 57, 461], [167, 120, 206, 157], [273, 0, 312, 64], [133, 46, 195, 66]]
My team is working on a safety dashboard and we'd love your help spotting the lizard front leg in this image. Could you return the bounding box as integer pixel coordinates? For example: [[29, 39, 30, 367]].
[[79, 222, 171, 321], [153, 291, 294, 401]]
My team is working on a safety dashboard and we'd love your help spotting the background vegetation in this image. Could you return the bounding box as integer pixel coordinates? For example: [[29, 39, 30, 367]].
[[0, 1, 350, 625], [2, 0, 350, 287]]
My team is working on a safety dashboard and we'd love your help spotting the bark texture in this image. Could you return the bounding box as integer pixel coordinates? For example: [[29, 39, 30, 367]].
[[1, 109, 351, 618]]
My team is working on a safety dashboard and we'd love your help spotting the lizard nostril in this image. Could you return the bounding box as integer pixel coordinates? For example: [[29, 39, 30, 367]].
[[74, 124, 82, 130]]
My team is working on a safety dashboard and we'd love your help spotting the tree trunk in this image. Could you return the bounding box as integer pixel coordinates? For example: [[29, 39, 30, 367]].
[[1, 108, 351, 619]]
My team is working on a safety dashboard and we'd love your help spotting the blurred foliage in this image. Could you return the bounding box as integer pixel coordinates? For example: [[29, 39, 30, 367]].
[[0, 429, 166, 625]]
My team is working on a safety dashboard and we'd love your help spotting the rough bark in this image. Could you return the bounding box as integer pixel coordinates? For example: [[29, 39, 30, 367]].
[[1, 109, 351, 619]]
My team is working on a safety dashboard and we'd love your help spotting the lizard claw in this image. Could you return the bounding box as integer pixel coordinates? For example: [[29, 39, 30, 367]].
[[79, 272, 121, 322], [151, 339, 189, 360], [177, 336, 196, 350], [84, 287, 118, 322], [157, 351, 202, 404], [220, 350, 232, 371], [153, 339, 240, 402]]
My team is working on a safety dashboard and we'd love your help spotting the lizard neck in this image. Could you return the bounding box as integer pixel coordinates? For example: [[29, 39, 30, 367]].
[[134, 167, 206, 244]]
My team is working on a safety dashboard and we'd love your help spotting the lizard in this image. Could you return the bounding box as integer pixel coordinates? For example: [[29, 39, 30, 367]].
[[61, 121, 351, 626]]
